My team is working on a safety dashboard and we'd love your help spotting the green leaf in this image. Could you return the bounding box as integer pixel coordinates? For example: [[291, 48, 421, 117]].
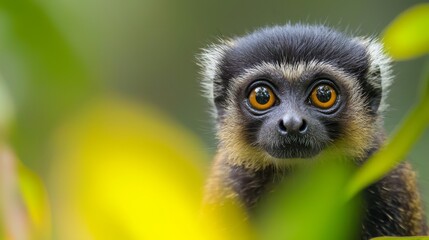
[[255, 161, 359, 240], [0, 78, 14, 137], [17, 161, 51, 238], [50, 98, 253, 240], [345, 88, 429, 199], [0, 0, 95, 167], [346, 4, 429, 198], [0, 146, 51, 239], [383, 3, 429, 60], [424, 69, 429, 100]]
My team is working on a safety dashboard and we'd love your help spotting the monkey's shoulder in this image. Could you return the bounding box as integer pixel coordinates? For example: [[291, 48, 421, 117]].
[[362, 162, 428, 237]]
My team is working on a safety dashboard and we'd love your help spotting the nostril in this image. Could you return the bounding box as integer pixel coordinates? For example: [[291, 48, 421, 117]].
[[299, 119, 308, 133], [278, 119, 287, 133]]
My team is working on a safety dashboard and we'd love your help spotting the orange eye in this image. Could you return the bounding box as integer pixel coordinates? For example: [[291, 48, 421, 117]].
[[310, 84, 337, 109], [248, 86, 276, 110]]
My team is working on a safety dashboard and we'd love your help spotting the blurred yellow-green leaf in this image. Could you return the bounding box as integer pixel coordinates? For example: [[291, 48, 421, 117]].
[[346, 3, 429, 197], [383, 3, 429, 60], [17, 161, 51, 239], [0, 79, 14, 138], [346, 87, 429, 199], [0, 146, 51, 239], [0, 0, 95, 169], [255, 160, 359, 240], [50, 97, 251, 240], [424, 73, 429, 101]]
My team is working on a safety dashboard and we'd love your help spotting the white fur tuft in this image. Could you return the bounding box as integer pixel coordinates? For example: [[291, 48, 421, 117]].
[[358, 37, 393, 113], [197, 39, 234, 118]]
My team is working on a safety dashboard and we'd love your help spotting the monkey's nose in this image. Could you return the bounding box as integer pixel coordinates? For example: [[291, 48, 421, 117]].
[[278, 114, 308, 134]]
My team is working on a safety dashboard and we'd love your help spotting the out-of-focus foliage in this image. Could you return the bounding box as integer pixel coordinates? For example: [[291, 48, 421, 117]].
[[346, 4, 429, 199], [383, 4, 429, 60], [0, 146, 51, 240], [17, 159, 51, 239], [0, 79, 14, 138], [0, 78, 50, 239], [0, 0, 94, 172], [346, 93, 429, 199], [255, 161, 359, 240], [50, 97, 252, 240]]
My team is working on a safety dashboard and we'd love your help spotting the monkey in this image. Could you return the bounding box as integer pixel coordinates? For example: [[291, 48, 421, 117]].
[[198, 24, 428, 239]]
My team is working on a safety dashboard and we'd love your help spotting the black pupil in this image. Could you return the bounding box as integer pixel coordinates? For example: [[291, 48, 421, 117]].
[[254, 87, 270, 105], [316, 85, 332, 103]]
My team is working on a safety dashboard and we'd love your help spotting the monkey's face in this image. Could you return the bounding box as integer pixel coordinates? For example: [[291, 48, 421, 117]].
[[221, 61, 369, 162], [239, 68, 340, 159], [201, 25, 390, 167]]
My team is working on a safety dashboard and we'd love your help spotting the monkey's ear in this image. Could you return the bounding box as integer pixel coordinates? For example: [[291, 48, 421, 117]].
[[197, 39, 234, 119], [365, 64, 383, 114], [355, 37, 393, 114]]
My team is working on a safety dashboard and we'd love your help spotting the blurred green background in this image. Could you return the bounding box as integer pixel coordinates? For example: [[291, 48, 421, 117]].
[[0, 0, 428, 234]]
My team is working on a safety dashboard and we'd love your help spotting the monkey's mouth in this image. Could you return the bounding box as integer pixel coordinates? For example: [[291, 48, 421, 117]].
[[263, 143, 322, 159]]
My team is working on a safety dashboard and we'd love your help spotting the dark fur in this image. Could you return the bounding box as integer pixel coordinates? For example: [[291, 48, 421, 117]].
[[362, 162, 429, 238], [201, 24, 428, 239], [228, 164, 277, 208]]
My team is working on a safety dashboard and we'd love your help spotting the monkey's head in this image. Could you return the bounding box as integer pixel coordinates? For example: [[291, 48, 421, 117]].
[[199, 24, 392, 169]]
